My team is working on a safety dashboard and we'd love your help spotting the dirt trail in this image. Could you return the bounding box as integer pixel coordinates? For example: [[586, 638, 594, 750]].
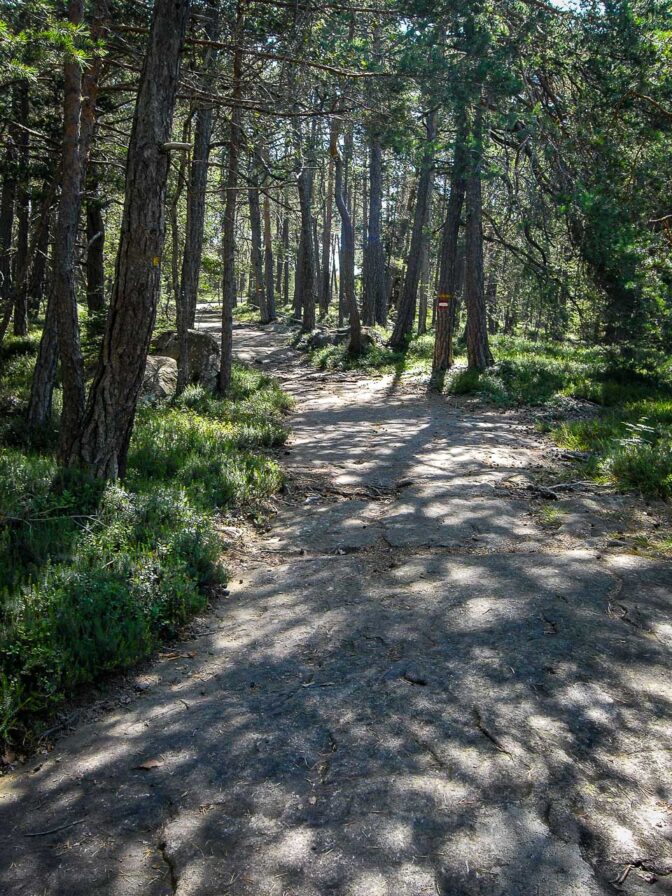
[[2, 320, 672, 896]]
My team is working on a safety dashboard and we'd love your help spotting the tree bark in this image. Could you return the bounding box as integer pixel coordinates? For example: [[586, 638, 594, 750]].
[[217, 1, 244, 395], [68, 0, 191, 476], [53, 0, 87, 459], [282, 209, 290, 306], [13, 84, 30, 337], [176, 0, 218, 392], [248, 178, 267, 319], [390, 110, 437, 349], [465, 107, 492, 372], [28, 205, 50, 315], [86, 184, 105, 313], [24, 189, 58, 428], [0, 116, 17, 341], [275, 207, 284, 296], [417, 241, 430, 335], [432, 119, 467, 377], [295, 125, 317, 331], [262, 188, 275, 321], [81, 0, 108, 318], [27, 290, 59, 429], [331, 124, 362, 356], [31, 0, 108, 447], [362, 131, 386, 326], [319, 142, 334, 317]]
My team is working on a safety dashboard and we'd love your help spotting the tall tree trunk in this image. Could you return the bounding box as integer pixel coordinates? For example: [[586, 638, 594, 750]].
[[28, 204, 50, 315], [68, 0, 191, 476], [32, 0, 108, 444], [336, 124, 353, 327], [13, 84, 30, 336], [390, 110, 437, 349], [465, 107, 492, 372], [263, 189, 275, 321], [432, 119, 467, 377], [169, 116, 190, 313], [275, 207, 284, 296], [486, 270, 498, 335], [0, 114, 17, 342], [295, 123, 317, 331], [27, 291, 59, 429], [176, 0, 218, 393], [319, 143, 334, 317], [217, 1, 243, 395], [248, 179, 267, 319], [86, 182, 105, 313], [282, 211, 290, 306], [81, 0, 108, 314], [53, 0, 87, 460], [362, 131, 386, 326], [331, 125, 362, 356], [417, 242, 430, 335], [24, 189, 58, 428]]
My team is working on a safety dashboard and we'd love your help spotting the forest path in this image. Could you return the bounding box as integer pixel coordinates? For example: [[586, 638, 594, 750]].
[[2, 320, 672, 896]]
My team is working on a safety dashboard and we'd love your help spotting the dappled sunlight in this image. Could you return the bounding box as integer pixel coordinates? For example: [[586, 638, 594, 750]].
[[2, 324, 671, 895]]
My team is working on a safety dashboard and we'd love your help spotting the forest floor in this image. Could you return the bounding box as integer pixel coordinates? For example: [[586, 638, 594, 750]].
[[2, 318, 672, 896]]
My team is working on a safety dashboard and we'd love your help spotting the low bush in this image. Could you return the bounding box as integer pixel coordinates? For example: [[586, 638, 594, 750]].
[[0, 337, 291, 746]]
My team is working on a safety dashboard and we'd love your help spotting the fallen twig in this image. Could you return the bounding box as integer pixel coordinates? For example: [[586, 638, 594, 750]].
[[24, 818, 87, 837]]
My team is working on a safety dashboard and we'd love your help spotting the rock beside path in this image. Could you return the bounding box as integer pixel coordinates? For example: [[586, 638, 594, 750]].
[[154, 329, 220, 390], [142, 355, 177, 400]]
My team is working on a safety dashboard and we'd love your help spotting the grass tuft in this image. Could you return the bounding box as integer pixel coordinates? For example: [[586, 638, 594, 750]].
[[0, 335, 291, 746]]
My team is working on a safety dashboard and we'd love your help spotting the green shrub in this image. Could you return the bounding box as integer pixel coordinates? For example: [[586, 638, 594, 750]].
[[606, 437, 672, 498], [0, 357, 289, 745], [0, 484, 224, 742], [448, 368, 510, 403]]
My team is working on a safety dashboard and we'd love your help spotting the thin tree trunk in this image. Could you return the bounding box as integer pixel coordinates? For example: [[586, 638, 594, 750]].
[[53, 0, 87, 459], [282, 211, 290, 306], [0, 115, 17, 341], [275, 207, 284, 296], [23, 189, 58, 427], [362, 131, 386, 326], [217, 1, 244, 395], [319, 143, 334, 317], [182, 2, 217, 331], [81, 0, 108, 318], [337, 125, 353, 327], [486, 271, 498, 335], [68, 0, 191, 476], [390, 110, 437, 349], [169, 116, 190, 314], [417, 242, 430, 335], [248, 179, 267, 319], [27, 289, 59, 429], [28, 205, 50, 315], [13, 84, 30, 336], [295, 123, 317, 331], [263, 189, 275, 321], [432, 118, 467, 377], [465, 106, 492, 372], [176, 0, 218, 393], [331, 124, 362, 356], [86, 183, 105, 313], [32, 0, 108, 445]]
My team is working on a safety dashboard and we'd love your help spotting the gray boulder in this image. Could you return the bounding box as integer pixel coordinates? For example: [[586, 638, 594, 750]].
[[306, 329, 333, 350], [142, 355, 177, 400], [154, 329, 220, 390]]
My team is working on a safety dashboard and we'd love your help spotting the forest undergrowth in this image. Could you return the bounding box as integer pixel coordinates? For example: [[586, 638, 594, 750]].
[[0, 329, 291, 748]]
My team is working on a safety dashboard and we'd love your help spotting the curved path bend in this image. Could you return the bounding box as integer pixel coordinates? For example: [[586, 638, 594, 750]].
[[2, 320, 672, 896]]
